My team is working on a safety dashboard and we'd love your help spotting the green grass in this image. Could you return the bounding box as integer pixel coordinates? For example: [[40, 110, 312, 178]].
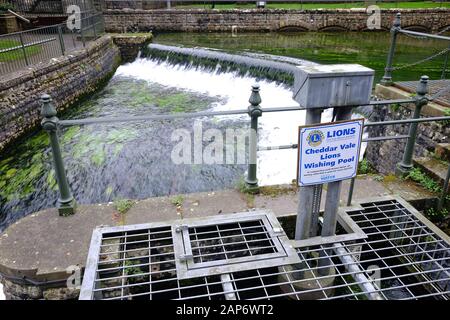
[[0, 39, 41, 62], [178, 1, 450, 10], [170, 195, 184, 207], [405, 167, 442, 194], [114, 198, 135, 215], [358, 159, 375, 174]]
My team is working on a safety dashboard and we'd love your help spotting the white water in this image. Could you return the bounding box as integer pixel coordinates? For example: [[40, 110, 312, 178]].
[[116, 58, 365, 186], [0, 283, 5, 300]]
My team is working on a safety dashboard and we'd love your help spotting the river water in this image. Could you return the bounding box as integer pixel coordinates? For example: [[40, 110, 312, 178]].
[[0, 31, 447, 232]]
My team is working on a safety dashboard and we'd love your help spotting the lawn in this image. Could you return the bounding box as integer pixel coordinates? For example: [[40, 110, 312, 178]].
[[0, 39, 41, 62], [177, 1, 450, 10]]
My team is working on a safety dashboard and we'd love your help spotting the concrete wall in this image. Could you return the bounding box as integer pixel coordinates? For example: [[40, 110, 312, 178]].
[[0, 36, 121, 153], [103, 8, 450, 33]]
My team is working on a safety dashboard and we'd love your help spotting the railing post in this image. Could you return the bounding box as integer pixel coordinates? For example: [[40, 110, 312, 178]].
[[441, 45, 449, 79], [41, 94, 76, 216], [18, 32, 29, 66], [381, 13, 401, 86], [437, 164, 450, 212], [396, 76, 429, 176], [92, 15, 97, 39], [80, 26, 86, 48], [346, 176, 356, 206], [57, 25, 65, 55], [245, 84, 262, 189]]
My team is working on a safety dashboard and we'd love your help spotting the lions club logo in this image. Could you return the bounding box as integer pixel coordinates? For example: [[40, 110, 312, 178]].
[[307, 130, 324, 147]]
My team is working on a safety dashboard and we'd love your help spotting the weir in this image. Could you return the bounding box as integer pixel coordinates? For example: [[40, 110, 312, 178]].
[[144, 43, 307, 84], [1, 21, 450, 300]]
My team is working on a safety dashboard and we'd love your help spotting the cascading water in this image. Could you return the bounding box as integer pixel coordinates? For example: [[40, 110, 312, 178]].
[[0, 45, 367, 234]]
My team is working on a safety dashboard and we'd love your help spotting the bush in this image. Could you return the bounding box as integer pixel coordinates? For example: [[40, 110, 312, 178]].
[[358, 159, 374, 174], [0, 3, 14, 14], [425, 207, 449, 222], [114, 198, 135, 215]]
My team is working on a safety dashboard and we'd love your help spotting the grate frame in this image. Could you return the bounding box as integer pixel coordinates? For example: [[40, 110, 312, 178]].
[[172, 211, 300, 279]]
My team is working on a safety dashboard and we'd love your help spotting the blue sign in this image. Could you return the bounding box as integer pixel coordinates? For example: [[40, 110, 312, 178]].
[[297, 119, 364, 186]]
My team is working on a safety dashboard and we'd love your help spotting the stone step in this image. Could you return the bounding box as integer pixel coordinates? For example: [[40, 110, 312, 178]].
[[413, 157, 449, 192], [435, 143, 450, 162]]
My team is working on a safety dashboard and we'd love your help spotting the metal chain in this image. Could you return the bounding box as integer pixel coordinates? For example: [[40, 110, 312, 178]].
[[429, 84, 450, 100], [392, 47, 450, 71]]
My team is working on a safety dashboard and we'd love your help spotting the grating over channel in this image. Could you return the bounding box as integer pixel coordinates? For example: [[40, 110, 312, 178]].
[[189, 220, 277, 263], [80, 198, 450, 300]]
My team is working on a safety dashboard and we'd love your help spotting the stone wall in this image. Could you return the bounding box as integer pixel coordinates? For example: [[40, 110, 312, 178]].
[[0, 36, 121, 153], [103, 8, 450, 33], [112, 34, 152, 62], [364, 88, 450, 175]]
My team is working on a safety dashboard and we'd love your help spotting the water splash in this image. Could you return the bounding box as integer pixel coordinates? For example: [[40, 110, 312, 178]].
[[116, 57, 334, 186]]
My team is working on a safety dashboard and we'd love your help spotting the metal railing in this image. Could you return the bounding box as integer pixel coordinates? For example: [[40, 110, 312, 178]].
[[4, 0, 97, 15], [39, 75, 450, 216], [381, 13, 450, 85], [0, 13, 104, 75]]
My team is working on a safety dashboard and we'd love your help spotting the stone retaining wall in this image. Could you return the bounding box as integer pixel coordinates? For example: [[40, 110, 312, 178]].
[[364, 86, 450, 175], [0, 36, 121, 153], [103, 8, 450, 33], [112, 34, 152, 62]]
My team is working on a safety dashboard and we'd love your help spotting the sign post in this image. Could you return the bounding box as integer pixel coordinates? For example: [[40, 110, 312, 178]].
[[297, 119, 364, 187]]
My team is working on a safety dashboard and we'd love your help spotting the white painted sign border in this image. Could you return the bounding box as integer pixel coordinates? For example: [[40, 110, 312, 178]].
[[297, 119, 364, 187]]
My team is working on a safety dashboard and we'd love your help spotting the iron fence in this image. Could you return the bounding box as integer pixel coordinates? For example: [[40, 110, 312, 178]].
[[0, 13, 104, 75], [3, 0, 97, 15], [381, 13, 450, 85], [38, 74, 450, 217]]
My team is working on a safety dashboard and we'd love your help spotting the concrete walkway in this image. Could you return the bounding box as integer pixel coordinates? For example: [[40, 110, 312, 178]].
[[0, 173, 437, 284]]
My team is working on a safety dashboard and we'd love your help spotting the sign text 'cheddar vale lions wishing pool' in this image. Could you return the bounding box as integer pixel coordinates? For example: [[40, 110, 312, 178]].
[[297, 119, 364, 186]]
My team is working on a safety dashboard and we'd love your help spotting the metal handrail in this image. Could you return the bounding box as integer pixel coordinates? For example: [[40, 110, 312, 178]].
[[58, 98, 418, 127], [40, 75, 449, 216], [381, 12, 450, 85], [0, 13, 105, 75]]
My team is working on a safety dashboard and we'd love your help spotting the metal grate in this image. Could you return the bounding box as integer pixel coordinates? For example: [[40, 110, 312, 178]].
[[80, 197, 450, 300], [173, 212, 300, 279]]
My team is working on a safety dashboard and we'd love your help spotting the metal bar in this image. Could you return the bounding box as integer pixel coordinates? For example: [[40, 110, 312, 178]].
[[363, 115, 450, 127], [7, 9, 30, 23], [59, 109, 250, 126], [442, 46, 449, 79], [41, 94, 75, 216], [333, 243, 384, 300], [437, 164, 450, 211], [0, 37, 57, 54], [58, 25, 65, 55], [399, 29, 450, 42], [18, 32, 29, 66], [295, 108, 323, 240], [396, 76, 429, 175], [245, 84, 262, 188], [381, 13, 401, 85], [347, 177, 356, 206]]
